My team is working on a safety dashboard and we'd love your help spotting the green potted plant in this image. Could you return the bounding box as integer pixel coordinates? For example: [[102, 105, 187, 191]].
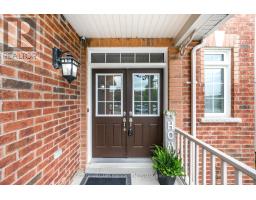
[[152, 145, 185, 185]]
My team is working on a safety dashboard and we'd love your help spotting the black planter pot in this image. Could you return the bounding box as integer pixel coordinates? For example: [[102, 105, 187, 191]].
[[157, 171, 176, 185]]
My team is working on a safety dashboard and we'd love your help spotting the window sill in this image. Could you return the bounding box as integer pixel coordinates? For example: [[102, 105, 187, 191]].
[[200, 117, 242, 123]]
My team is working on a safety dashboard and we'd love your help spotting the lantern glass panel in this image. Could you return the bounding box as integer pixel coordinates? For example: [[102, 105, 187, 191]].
[[62, 63, 72, 76], [72, 64, 77, 77]]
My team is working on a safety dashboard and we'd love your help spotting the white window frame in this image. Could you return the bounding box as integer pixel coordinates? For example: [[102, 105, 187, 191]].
[[95, 73, 123, 117], [204, 48, 231, 118], [132, 73, 160, 117]]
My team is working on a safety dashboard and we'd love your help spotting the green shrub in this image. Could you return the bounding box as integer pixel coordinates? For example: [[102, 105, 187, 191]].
[[152, 145, 185, 177]]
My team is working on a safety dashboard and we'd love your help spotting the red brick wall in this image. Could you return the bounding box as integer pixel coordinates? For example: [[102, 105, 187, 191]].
[[0, 14, 84, 184], [78, 15, 256, 184], [0, 14, 255, 185], [195, 15, 255, 183]]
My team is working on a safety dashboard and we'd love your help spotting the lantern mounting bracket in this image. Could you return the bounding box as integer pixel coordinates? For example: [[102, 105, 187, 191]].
[[52, 47, 72, 69]]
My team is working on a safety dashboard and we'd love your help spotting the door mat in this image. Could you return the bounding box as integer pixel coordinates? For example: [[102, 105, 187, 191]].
[[80, 173, 131, 185]]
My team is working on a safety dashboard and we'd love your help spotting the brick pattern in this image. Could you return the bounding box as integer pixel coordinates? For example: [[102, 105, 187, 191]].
[[196, 15, 255, 184], [85, 18, 255, 184], [0, 14, 83, 184], [0, 14, 255, 185]]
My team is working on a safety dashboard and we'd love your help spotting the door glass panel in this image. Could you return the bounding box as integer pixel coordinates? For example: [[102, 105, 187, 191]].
[[98, 102, 105, 115], [133, 75, 141, 88], [106, 89, 114, 101], [141, 75, 149, 88], [132, 73, 160, 116], [106, 102, 113, 114], [142, 88, 149, 101], [96, 74, 123, 116], [114, 102, 121, 114], [98, 76, 105, 88], [134, 89, 142, 101], [149, 75, 159, 88], [150, 102, 158, 114], [134, 102, 141, 115], [113, 76, 122, 88], [142, 102, 149, 114], [114, 89, 121, 101], [150, 89, 158, 101], [98, 89, 105, 101], [106, 76, 113, 88]]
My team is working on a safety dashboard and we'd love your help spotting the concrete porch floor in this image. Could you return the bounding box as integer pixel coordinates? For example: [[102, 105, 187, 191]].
[[71, 158, 183, 185]]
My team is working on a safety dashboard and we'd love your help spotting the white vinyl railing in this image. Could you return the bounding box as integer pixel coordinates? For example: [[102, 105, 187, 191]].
[[175, 127, 256, 185]]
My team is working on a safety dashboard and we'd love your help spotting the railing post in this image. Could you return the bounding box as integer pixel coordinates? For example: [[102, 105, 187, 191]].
[[164, 111, 176, 151]]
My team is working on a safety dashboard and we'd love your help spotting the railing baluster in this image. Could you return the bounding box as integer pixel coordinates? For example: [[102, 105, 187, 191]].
[[174, 128, 256, 185], [221, 161, 227, 185], [235, 170, 243, 185], [176, 132, 179, 153], [185, 137, 188, 175], [180, 135, 183, 161], [211, 154, 216, 185], [194, 143, 198, 184], [189, 141, 193, 184], [202, 148, 207, 185]]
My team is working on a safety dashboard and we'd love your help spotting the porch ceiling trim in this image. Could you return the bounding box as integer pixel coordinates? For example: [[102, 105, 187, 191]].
[[175, 14, 232, 47], [64, 14, 233, 46]]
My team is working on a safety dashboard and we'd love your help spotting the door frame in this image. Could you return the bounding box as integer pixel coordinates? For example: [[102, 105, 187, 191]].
[[86, 47, 168, 163]]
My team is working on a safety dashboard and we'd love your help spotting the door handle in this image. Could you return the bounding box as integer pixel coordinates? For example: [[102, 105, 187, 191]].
[[122, 118, 127, 132], [128, 117, 133, 136]]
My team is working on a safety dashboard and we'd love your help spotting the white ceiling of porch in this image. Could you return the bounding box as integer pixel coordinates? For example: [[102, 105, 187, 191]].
[[64, 14, 231, 47], [64, 14, 191, 38]]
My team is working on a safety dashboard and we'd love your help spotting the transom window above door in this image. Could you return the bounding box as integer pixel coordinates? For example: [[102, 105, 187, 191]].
[[133, 73, 160, 116], [91, 53, 165, 63], [88, 48, 167, 67], [96, 74, 123, 116]]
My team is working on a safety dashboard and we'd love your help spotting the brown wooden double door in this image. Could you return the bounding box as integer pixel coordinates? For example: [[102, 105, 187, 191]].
[[92, 69, 163, 157]]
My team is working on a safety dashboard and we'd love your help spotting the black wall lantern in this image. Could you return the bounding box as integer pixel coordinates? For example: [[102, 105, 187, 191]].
[[52, 47, 80, 83]]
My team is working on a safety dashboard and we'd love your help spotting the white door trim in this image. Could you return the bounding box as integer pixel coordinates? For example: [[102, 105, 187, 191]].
[[86, 47, 169, 163]]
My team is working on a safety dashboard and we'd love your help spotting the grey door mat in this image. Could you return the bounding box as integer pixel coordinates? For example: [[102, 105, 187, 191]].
[[80, 173, 131, 185]]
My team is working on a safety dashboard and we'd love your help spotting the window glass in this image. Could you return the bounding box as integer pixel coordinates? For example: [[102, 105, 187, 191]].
[[204, 68, 224, 113], [204, 54, 224, 61], [96, 74, 122, 116], [133, 73, 160, 116]]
